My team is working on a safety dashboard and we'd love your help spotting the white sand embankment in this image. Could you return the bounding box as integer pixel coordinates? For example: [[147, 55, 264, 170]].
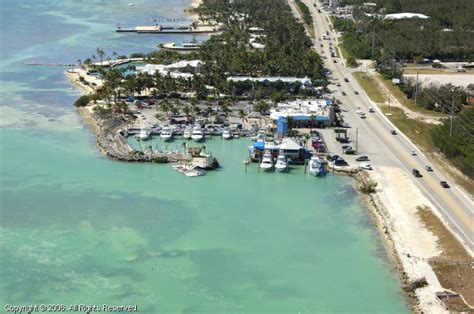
[[369, 166, 447, 313]]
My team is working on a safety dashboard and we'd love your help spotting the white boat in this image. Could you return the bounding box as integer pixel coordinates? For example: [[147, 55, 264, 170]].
[[274, 152, 288, 173], [183, 127, 192, 140], [222, 129, 233, 140], [308, 156, 325, 176], [191, 127, 204, 142], [256, 132, 265, 141], [259, 151, 274, 172], [160, 127, 173, 142], [135, 128, 150, 140]]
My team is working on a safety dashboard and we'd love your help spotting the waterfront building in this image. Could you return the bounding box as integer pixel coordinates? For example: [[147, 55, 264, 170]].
[[137, 60, 203, 79], [270, 99, 335, 136]]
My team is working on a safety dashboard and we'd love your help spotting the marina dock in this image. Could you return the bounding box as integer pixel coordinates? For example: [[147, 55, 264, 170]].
[[116, 25, 220, 34]]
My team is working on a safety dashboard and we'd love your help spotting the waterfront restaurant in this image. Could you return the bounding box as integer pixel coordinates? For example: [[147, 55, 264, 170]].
[[270, 99, 335, 136]]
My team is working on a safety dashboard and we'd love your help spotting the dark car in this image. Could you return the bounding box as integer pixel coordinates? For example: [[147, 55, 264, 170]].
[[440, 181, 450, 188], [356, 156, 369, 162], [333, 60, 337, 63], [354, 91, 359, 95], [330, 155, 340, 161], [344, 78, 349, 82], [390, 129, 397, 135], [342, 91, 347, 96], [412, 169, 422, 177], [425, 165, 433, 171]]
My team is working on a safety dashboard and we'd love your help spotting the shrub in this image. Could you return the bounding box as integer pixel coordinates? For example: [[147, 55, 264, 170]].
[[359, 180, 378, 194], [153, 156, 169, 163], [74, 95, 91, 107]]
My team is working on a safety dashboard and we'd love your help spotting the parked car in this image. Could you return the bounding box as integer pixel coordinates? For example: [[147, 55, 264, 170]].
[[356, 156, 369, 162], [360, 163, 373, 170], [354, 91, 359, 95], [344, 78, 349, 82], [412, 169, 422, 177], [440, 181, 450, 188], [368, 107, 375, 113], [341, 91, 347, 96], [330, 155, 341, 161]]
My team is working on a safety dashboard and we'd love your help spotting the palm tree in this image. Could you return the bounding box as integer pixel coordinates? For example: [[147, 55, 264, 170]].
[[238, 109, 247, 126], [160, 99, 172, 120]]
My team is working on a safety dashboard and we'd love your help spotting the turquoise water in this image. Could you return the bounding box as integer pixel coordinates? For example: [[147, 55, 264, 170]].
[[0, 0, 409, 312]]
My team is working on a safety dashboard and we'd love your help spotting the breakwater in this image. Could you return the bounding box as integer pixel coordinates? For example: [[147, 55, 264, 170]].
[[78, 108, 191, 163]]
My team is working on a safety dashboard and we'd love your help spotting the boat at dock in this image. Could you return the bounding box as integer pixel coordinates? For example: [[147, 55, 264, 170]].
[[160, 127, 173, 142], [191, 127, 204, 142], [135, 128, 151, 140], [274, 151, 288, 173], [183, 127, 192, 140], [259, 150, 274, 172], [308, 156, 326, 177], [222, 129, 233, 140], [172, 163, 206, 177], [160, 41, 202, 52]]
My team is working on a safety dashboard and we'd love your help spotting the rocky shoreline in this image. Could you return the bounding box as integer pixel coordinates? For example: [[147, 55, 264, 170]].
[[352, 172, 421, 312]]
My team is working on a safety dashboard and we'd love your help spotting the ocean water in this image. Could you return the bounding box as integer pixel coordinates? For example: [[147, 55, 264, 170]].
[[0, 0, 409, 312]]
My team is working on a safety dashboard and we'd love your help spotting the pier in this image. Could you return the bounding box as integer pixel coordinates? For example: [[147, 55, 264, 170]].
[[116, 25, 220, 34]]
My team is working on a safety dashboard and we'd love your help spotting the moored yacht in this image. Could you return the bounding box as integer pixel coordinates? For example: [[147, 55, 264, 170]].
[[191, 127, 204, 142], [135, 128, 151, 140], [259, 150, 274, 172], [183, 127, 192, 140], [160, 127, 173, 142], [308, 156, 325, 176], [222, 129, 233, 140], [274, 151, 288, 173]]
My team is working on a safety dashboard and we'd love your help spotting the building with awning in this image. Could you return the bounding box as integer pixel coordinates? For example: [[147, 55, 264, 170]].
[[270, 99, 335, 135]]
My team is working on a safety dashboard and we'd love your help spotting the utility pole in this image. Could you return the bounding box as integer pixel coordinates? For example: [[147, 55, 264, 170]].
[[355, 128, 359, 153], [371, 30, 375, 57], [414, 71, 419, 104], [450, 98, 454, 137]]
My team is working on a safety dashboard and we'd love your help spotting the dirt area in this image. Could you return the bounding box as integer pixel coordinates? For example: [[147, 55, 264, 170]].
[[404, 73, 474, 88], [417, 206, 474, 310]]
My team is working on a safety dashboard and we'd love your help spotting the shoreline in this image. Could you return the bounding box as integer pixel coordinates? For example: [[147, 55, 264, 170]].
[[352, 172, 422, 312], [68, 70, 442, 311]]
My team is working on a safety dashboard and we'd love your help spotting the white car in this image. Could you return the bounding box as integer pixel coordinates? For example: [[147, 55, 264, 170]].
[[410, 150, 417, 156], [360, 163, 373, 170], [368, 107, 375, 113]]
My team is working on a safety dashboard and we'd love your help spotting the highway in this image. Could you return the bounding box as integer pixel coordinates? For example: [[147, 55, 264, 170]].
[[298, 0, 473, 250]]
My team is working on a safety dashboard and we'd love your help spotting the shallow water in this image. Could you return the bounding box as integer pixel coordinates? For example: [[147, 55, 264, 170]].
[[0, 0, 409, 312]]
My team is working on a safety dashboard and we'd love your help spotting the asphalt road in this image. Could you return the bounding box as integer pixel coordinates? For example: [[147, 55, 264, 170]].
[[299, 0, 474, 250]]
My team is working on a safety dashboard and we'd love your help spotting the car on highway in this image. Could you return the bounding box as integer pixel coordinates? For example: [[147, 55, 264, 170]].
[[410, 150, 417, 156], [412, 169, 422, 177], [440, 181, 450, 188], [356, 156, 369, 162], [390, 129, 397, 135], [425, 165, 433, 171], [368, 107, 375, 113]]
